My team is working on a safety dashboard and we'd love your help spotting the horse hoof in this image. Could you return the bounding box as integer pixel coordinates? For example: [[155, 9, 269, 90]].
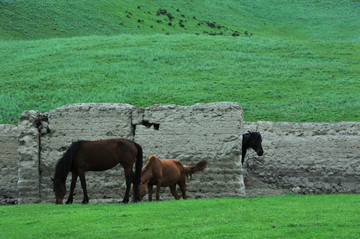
[[65, 201, 73, 204]]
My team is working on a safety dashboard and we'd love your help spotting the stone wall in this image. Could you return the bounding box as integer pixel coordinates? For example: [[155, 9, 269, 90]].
[[243, 121, 360, 195], [36, 102, 244, 203], [0, 124, 18, 204], [1, 103, 360, 204], [39, 103, 136, 203], [134, 103, 244, 200]]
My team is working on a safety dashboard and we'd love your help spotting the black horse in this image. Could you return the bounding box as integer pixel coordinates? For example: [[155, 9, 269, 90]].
[[241, 131, 264, 165]]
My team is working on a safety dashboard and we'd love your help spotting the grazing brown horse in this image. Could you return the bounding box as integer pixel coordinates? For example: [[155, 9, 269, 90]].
[[52, 138, 142, 204], [138, 155, 207, 201]]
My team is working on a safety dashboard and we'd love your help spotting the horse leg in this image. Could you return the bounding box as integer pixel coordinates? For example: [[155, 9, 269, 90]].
[[148, 184, 153, 202], [156, 181, 161, 201], [79, 172, 89, 204], [131, 170, 140, 203], [122, 167, 132, 204], [66, 172, 78, 204], [169, 184, 180, 200], [178, 179, 188, 200]]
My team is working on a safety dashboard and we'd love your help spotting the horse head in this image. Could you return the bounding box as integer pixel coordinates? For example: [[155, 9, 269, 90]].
[[133, 183, 147, 202], [242, 131, 264, 165], [52, 177, 66, 204], [139, 183, 146, 201]]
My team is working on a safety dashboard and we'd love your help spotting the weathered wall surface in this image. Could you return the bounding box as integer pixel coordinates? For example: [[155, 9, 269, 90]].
[[0, 124, 18, 204], [1, 103, 360, 205], [36, 102, 244, 203], [17, 111, 49, 204], [39, 103, 136, 203], [243, 121, 360, 195], [134, 103, 245, 200]]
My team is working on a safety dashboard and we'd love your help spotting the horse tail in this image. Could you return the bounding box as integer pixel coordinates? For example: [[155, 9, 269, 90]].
[[183, 160, 208, 179], [133, 142, 143, 202]]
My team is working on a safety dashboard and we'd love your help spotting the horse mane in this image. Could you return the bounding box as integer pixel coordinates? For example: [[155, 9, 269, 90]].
[[142, 155, 157, 172], [54, 140, 85, 183]]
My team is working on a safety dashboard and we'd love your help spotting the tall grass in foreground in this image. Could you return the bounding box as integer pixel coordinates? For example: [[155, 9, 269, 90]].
[[0, 195, 359, 238], [1, 34, 359, 124]]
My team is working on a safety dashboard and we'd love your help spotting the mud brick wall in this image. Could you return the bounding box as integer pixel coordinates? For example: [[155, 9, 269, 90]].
[[39, 103, 136, 203], [133, 103, 245, 200], [244, 121, 360, 194], [2, 103, 360, 205], [36, 102, 244, 203], [17, 111, 44, 204], [0, 124, 19, 204]]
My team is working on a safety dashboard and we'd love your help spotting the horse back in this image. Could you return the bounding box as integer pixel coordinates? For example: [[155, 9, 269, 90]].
[[141, 157, 184, 186], [160, 159, 184, 185], [73, 138, 137, 172]]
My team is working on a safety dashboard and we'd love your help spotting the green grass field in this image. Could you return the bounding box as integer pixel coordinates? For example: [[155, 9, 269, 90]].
[[1, 1, 360, 238], [1, 0, 359, 124], [1, 195, 360, 238]]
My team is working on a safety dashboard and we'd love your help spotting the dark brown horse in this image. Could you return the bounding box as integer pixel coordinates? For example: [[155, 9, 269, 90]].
[[242, 131, 264, 165], [52, 138, 142, 204], [138, 155, 207, 201]]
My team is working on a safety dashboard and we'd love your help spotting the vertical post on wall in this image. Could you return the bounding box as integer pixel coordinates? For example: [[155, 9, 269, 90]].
[[17, 111, 41, 204]]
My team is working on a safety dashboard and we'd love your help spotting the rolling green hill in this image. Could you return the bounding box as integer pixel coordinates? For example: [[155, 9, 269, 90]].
[[0, 0, 359, 124], [1, 0, 359, 41]]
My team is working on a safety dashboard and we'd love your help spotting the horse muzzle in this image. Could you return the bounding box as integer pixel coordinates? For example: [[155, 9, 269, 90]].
[[257, 149, 264, 156]]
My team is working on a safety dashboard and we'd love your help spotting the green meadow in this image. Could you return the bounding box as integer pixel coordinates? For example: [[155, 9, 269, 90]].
[[1, 1, 360, 237], [1, 195, 360, 239], [1, 0, 359, 124]]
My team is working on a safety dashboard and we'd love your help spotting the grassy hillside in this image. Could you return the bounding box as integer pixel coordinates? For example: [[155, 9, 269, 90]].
[[1, 195, 360, 238], [0, 0, 359, 124], [1, 34, 359, 124], [1, 0, 359, 41]]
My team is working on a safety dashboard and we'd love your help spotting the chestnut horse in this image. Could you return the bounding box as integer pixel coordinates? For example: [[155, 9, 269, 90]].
[[139, 155, 207, 201], [242, 131, 264, 165], [52, 138, 142, 204]]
